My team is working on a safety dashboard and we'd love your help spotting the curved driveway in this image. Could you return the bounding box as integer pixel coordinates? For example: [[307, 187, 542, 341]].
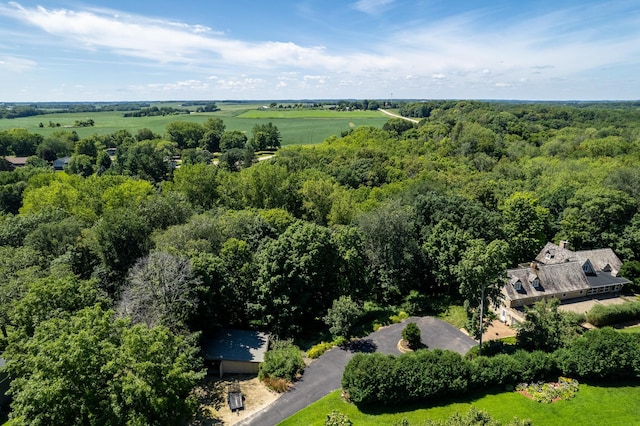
[[238, 316, 477, 426]]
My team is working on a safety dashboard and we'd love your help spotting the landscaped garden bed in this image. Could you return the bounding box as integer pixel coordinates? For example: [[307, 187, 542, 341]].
[[516, 377, 579, 403]]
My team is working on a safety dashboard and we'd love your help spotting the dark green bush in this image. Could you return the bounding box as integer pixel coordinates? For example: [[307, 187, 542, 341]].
[[342, 328, 640, 406], [556, 327, 640, 379], [342, 349, 469, 405], [401, 322, 422, 349], [258, 340, 305, 384], [585, 301, 640, 327]]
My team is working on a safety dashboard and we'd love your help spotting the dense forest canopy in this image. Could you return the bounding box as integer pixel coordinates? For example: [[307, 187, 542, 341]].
[[1, 100, 640, 423]]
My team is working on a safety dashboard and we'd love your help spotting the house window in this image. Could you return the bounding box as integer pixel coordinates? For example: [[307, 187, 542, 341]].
[[545, 251, 551, 260], [514, 280, 522, 291]]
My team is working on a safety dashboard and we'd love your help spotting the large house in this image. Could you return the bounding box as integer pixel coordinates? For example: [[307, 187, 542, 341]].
[[500, 241, 630, 325]]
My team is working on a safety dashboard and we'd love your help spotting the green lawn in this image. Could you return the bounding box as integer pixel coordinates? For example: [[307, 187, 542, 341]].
[[618, 326, 640, 334], [279, 383, 640, 425], [0, 102, 390, 146], [436, 305, 467, 329]]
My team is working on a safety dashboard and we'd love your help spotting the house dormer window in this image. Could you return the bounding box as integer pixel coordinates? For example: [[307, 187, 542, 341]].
[[514, 280, 522, 291], [545, 251, 551, 260], [582, 259, 595, 275], [533, 278, 541, 290]]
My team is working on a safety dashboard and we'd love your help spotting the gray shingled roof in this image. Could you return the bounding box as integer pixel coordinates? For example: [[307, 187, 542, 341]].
[[535, 242, 574, 264], [202, 329, 270, 363], [508, 243, 629, 304], [505, 262, 590, 301], [586, 271, 630, 288], [536, 244, 624, 275], [574, 249, 623, 274]]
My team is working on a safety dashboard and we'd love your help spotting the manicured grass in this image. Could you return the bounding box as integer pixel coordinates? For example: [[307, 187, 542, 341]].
[[618, 326, 640, 334], [0, 102, 390, 146], [436, 305, 467, 329], [279, 382, 640, 425]]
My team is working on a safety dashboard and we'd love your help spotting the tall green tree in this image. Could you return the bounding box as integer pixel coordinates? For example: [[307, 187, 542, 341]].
[[422, 219, 472, 294], [516, 298, 581, 351], [255, 221, 341, 337], [200, 117, 225, 152], [324, 295, 363, 339], [251, 122, 281, 150], [220, 130, 248, 152], [4, 306, 204, 426], [457, 239, 509, 354], [501, 192, 549, 264], [357, 201, 422, 303], [165, 121, 205, 150]]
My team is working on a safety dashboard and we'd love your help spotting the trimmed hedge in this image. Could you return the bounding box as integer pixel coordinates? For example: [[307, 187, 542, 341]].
[[585, 301, 640, 327], [342, 350, 469, 405], [342, 328, 640, 406]]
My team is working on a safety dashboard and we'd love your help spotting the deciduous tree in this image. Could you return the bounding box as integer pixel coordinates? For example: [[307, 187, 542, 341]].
[[4, 306, 204, 425], [457, 239, 509, 354], [119, 251, 200, 332]]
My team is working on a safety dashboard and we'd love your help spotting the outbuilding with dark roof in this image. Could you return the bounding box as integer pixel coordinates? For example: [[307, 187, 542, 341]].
[[201, 329, 270, 377]]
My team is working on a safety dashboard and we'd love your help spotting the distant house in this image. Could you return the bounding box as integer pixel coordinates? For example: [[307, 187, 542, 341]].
[[500, 241, 630, 325], [4, 156, 29, 168], [201, 329, 270, 378], [53, 156, 70, 171]]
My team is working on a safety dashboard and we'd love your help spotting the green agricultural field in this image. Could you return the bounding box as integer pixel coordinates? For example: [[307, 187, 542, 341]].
[[279, 383, 640, 425], [237, 109, 384, 119], [0, 102, 391, 146]]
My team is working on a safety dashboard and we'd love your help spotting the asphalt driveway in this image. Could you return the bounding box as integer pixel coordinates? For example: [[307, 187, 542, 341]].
[[238, 316, 477, 426]]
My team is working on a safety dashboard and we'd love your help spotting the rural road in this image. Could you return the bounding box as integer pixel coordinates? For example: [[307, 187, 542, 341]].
[[378, 109, 420, 123], [237, 316, 477, 426]]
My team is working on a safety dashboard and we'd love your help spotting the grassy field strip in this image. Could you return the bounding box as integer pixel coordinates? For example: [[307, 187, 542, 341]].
[[278, 384, 640, 425], [237, 109, 386, 119], [0, 105, 390, 146]]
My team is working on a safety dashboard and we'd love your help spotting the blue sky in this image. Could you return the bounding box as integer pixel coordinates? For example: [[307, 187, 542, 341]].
[[0, 0, 639, 101]]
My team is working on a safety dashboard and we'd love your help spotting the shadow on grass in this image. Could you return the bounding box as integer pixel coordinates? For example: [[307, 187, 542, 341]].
[[580, 378, 640, 388], [355, 386, 513, 416], [354, 377, 640, 417]]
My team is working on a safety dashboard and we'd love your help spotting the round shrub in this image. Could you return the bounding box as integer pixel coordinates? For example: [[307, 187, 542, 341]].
[[259, 341, 305, 386], [402, 322, 422, 350]]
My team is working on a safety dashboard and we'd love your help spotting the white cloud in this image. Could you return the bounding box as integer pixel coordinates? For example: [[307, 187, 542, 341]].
[[353, 0, 395, 15], [146, 79, 210, 91], [0, 55, 36, 72], [0, 2, 389, 71], [1, 1, 639, 100], [214, 77, 266, 91]]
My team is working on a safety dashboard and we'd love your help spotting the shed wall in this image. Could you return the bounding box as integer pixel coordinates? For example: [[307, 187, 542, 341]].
[[221, 360, 260, 376]]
